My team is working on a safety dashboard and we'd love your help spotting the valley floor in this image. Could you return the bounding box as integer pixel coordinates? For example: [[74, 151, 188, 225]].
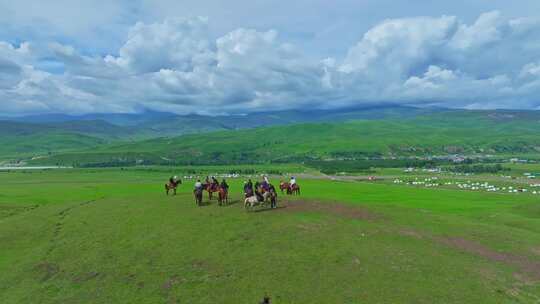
[[1, 168, 540, 303]]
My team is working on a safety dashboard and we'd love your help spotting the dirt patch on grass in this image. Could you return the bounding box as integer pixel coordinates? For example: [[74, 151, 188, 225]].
[[439, 237, 540, 281], [34, 262, 60, 282], [73, 271, 100, 283], [296, 222, 324, 232], [278, 199, 378, 221], [162, 276, 180, 291], [398, 229, 424, 239]]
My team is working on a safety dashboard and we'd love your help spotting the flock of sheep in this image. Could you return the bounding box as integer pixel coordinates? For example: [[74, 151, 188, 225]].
[[393, 177, 540, 195]]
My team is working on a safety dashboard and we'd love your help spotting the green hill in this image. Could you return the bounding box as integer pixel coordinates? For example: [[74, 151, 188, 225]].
[[28, 110, 540, 167], [0, 120, 131, 161]]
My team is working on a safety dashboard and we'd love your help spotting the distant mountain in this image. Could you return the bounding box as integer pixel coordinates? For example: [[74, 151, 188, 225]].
[[4, 106, 540, 164], [0, 110, 177, 126], [133, 105, 443, 136], [28, 109, 540, 166], [0, 105, 437, 139], [0, 120, 129, 138]]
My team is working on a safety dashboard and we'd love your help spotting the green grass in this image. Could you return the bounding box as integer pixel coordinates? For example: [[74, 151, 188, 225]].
[[2, 168, 540, 303]]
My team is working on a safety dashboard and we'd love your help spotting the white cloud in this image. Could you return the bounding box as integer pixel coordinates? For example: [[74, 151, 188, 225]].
[[450, 11, 503, 50], [1, 12, 540, 115]]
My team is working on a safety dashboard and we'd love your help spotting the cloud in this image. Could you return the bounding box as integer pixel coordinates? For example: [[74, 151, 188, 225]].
[[1, 12, 540, 115]]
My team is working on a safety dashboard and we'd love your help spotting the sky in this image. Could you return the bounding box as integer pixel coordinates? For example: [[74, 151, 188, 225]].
[[1, 0, 540, 115]]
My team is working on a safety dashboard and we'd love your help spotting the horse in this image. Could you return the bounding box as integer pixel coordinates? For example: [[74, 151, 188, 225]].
[[194, 188, 203, 206], [205, 183, 220, 200], [289, 183, 300, 196], [245, 195, 265, 210], [245, 187, 273, 210], [279, 181, 290, 194], [218, 187, 229, 205], [165, 179, 182, 195], [280, 182, 300, 195]]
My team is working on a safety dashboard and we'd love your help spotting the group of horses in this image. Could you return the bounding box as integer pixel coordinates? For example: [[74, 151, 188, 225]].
[[166, 178, 301, 210], [166, 179, 229, 206], [279, 181, 301, 196], [244, 183, 278, 210], [194, 182, 229, 206]]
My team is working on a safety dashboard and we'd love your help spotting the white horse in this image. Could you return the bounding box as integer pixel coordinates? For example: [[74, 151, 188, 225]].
[[244, 192, 271, 210]]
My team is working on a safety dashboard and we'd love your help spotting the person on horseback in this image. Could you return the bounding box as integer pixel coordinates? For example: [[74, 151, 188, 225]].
[[255, 187, 264, 202], [220, 179, 229, 192], [244, 180, 254, 197], [194, 179, 203, 190], [290, 176, 296, 187], [211, 176, 219, 190], [169, 176, 179, 187], [262, 175, 270, 191]]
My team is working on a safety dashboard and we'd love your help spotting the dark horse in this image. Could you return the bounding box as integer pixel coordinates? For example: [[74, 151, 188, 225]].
[[268, 184, 278, 208], [194, 187, 203, 206], [165, 179, 182, 195]]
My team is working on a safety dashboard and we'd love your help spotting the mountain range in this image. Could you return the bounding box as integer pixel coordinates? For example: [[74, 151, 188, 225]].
[[2, 106, 539, 166]]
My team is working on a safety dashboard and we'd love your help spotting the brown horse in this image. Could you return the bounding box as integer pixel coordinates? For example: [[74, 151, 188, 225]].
[[205, 183, 220, 200], [279, 181, 290, 194], [289, 183, 300, 195], [218, 187, 229, 205], [279, 181, 300, 195], [165, 179, 182, 195]]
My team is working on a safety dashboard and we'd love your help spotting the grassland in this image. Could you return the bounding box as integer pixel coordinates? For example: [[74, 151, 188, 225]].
[[1, 168, 540, 303]]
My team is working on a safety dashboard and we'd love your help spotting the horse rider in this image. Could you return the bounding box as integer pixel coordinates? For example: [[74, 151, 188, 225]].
[[220, 179, 229, 192], [194, 179, 203, 191], [169, 176, 179, 187], [255, 186, 264, 202], [211, 176, 219, 190], [244, 180, 254, 197], [261, 175, 270, 192], [290, 176, 296, 188]]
